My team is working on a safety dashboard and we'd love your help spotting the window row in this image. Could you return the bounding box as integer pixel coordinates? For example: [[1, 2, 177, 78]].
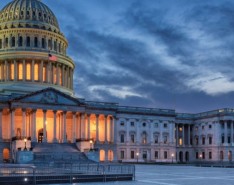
[[195, 151, 212, 160], [194, 136, 213, 145], [120, 133, 169, 144], [120, 121, 168, 128], [0, 36, 66, 54], [120, 150, 169, 160], [0, 62, 73, 89]]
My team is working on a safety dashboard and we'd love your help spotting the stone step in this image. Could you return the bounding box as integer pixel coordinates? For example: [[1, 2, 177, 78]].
[[33, 143, 80, 153]]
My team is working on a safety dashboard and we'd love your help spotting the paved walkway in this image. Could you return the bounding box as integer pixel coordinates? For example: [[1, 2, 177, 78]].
[[79, 164, 234, 185]]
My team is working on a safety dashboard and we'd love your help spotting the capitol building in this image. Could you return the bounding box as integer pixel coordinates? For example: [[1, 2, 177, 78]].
[[0, 0, 233, 164]]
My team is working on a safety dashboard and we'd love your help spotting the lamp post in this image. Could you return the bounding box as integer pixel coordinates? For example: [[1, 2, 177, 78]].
[[199, 154, 202, 166], [90, 140, 93, 150], [24, 138, 27, 151], [136, 152, 139, 163], [171, 153, 174, 164]]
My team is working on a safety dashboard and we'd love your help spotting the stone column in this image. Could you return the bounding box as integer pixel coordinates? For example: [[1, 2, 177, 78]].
[[87, 114, 91, 140], [63, 111, 67, 143], [56, 63, 59, 85], [224, 121, 228, 144], [32, 110, 37, 142], [4, 60, 8, 81], [231, 121, 233, 144], [62, 65, 65, 86], [53, 111, 58, 143], [72, 112, 76, 143], [105, 115, 108, 143], [188, 125, 191, 146], [11, 109, 15, 138], [96, 114, 99, 143], [43, 110, 47, 143], [80, 113, 85, 139], [22, 109, 26, 137], [47, 62, 50, 83], [0, 109, 2, 141]]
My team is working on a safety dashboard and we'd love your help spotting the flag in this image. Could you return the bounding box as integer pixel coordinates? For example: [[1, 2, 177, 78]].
[[48, 54, 57, 61]]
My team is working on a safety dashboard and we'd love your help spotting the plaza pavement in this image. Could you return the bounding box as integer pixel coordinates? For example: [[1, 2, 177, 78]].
[[80, 164, 234, 185]]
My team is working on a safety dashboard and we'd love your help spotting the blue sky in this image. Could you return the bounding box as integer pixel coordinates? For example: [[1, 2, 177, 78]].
[[1, 0, 234, 113]]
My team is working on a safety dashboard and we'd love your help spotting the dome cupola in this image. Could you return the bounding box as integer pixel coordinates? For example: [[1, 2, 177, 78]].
[[0, 0, 75, 96]]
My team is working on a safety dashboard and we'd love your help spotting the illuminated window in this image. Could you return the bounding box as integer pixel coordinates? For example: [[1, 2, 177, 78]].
[[43, 66, 46, 82], [179, 138, 183, 146], [26, 63, 31, 80], [18, 63, 23, 80], [53, 65, 56, 84], [34, 63, 39, 81], [10, 63, 14, 80]]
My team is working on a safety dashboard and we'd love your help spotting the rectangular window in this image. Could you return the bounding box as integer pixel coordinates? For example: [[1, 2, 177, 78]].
[[42, 38, 45, 48], [10, 63, 14, 80], [131, 151, 135, 159], [43, 66, 46, 82], [120, 134, 124, 143], [202, 152, 205, 159], [130, 122, 135, 127], [154, 123, 158, 128], [120, 151, 124, 159], [164, 136, 167, 144], [195, 137, 198, 145], [26, 63, 31, 80], [155, 151, 159, 159], [130, 134, 135, 143], [222, 136, 224, 144], [209, 125, 212, 129], [5, 38, 8, 47], [202, 126, 205, 130], [209, 152, 212, 159], [26, 36, 30, 47], [228, 136, 231, 144], [196, 152, 199, 159], [179, 138, 183, 146], [18, 63, 23, 80], [120, 121, 124, 126], [164, 151, 167, 159], [209, 137, 212, 145], [164, 123, 167, 128], [154, 136, 158, 144], [202, 137, 205, 145], [48, 39, 52, 50], [142, 151, 147, 159], [54, 41, 57, 51], [34, 63, 39, 81]]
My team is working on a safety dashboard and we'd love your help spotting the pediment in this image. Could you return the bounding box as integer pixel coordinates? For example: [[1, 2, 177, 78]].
[[11, 88, 82, 106]]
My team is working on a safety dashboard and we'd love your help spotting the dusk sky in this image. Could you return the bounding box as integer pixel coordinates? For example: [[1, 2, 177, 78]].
[[1, 0, 234, 113]]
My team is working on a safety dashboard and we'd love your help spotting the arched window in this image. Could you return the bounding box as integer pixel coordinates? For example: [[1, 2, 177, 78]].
[[19, 36, 23, 47], [41, 38, 45, 48], [34, 37, 38, 47], [26, 63, 31, 80], [11, 36, 15, 47], [10, 63, 14, 80], [34, 63, 39, 81], [5, 37, 8, 47], [18, 63, 23, 80], [26, 36, 30, 47]]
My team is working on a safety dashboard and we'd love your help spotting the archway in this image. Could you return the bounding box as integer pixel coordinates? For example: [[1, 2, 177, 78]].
[[179, 151, 183, 163], [100, 150, 105, 162], [185, 151, 189, 162], [3, 148, 10, 162], [108, 150, 114, 162]]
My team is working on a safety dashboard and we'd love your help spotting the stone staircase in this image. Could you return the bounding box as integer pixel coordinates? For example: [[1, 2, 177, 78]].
[[32, 143, 91, 165]]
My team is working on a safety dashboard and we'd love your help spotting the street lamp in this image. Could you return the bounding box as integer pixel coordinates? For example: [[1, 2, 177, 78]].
[[136, 152, 139, 163], [171, 153, 174, 164], [90, 140, 93, 150], [199, 154, 202, 166], [24, 138, 27, 151]]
